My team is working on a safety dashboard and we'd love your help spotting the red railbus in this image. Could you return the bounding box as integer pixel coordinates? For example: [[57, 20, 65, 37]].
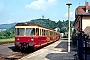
[[14, 22, 60, 50]]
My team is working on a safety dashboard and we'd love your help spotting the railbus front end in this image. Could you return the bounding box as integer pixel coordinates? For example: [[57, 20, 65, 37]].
[[15, 27, 37, 50]]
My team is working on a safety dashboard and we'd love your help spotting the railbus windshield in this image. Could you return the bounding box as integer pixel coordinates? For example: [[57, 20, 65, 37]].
[[15, 28, 25, 36], [15, 28, 35, 36], [26, 28, 35, 36]]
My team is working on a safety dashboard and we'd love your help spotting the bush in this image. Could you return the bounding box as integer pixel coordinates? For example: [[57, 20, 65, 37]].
[[0, 30, 14, 39], [71, 34, 77, 47], [63, 34, 68, 38], [0, 36, 6, 39]]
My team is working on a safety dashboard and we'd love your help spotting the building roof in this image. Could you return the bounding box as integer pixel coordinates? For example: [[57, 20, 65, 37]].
[[75, 6, 90, 15], [75, 6, 86, 15]]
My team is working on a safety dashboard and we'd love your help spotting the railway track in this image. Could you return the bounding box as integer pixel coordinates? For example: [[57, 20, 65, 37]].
[[0, 47, 36, 60], [0, 52, 28, 60], [0, 44, 53, 60], [0, 42, 14, 45]]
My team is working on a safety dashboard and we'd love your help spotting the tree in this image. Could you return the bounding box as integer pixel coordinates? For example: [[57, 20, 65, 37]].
[[60, 28, 68, 33], [56, 20, 63, 29]]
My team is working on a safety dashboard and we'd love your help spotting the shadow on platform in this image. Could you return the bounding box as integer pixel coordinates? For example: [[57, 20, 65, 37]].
[[55, 41, 68, 52], [46, 42, 76, 60], [8, 46, 17, 52], [55, 40, 76, 52], [46, 52, 75, 60]]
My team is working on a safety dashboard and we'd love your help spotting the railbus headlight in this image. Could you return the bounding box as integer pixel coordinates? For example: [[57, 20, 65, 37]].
[[17, 38, 19, 40], [31, 38, 34, 41]]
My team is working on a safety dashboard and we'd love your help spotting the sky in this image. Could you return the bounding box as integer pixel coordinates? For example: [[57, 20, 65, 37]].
[[0, 0, 89, 24]]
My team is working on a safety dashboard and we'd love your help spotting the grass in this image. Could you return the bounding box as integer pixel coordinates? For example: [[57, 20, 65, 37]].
[[0, 38, 14, 42]]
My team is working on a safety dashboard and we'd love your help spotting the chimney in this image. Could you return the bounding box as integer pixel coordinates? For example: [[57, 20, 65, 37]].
[[86, 2, 89, 13]]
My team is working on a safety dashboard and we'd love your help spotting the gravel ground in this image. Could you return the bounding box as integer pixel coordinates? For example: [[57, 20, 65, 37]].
[[20, 39, 77, 60], [0, 43, 17, 58]]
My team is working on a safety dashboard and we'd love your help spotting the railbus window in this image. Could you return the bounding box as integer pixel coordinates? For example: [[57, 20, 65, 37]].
[[40, 29, 42, 36], [15, 28, 25, 36], [36, 28, 39, 36], [26, 28, 35, 36], [50, 31, 53, 36], [47, 30, 50, 37], [52, 31, 54, 36], [56, 33, 57, 35], [44, 30, 45, 36], [53, 32, 55, 36], [41, 29, 42, 36], [42, 29, 44, 36], [55, 32, 56, 35], [55, 33, 57, 35], [45, 30, 47, 36], [50, 31, 51, 36], [40, 29, 41, 36], [46, 30, 48, 36]]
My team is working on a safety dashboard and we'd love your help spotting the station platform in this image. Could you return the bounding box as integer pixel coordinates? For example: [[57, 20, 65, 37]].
[[19, 38, 77, 60]]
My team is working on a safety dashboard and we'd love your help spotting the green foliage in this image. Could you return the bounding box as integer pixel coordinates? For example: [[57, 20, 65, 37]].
[[30, 19, 57, 29], [60, 28, 68, 33], [0, 27, 14, 39], [63, 35, 68, 38], [71, 31, 77, 47], [56, 20, 63, 29], [62, 20, 68, 27]]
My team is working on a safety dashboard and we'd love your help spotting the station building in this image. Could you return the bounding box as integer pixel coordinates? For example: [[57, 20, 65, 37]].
[[73, 2, 90, 36]]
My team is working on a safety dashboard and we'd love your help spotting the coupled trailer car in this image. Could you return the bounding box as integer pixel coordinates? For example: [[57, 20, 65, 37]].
[[15, 22, 60, 50]]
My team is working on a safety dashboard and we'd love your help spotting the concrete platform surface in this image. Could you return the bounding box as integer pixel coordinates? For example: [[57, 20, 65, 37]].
[[19, 38, 77, 60]]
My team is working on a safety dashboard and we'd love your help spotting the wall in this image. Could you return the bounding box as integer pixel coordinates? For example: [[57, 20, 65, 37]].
[[82, 16, 90, 31]]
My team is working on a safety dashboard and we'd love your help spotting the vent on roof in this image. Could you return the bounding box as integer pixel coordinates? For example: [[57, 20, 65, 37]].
[[24, 22, 27, 25]]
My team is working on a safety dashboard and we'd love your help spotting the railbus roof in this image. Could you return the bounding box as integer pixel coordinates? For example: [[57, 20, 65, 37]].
[[15, 22, 57, 31]]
